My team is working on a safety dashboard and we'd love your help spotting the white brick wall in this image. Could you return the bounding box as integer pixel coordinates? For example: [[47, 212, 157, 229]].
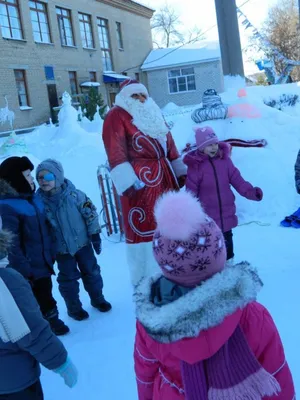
[[0, 0, 153, 132], [146, 60, 224, 108]]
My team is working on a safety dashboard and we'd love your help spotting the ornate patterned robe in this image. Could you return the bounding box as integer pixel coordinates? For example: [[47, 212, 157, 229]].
[[102, 106, 186, 284]]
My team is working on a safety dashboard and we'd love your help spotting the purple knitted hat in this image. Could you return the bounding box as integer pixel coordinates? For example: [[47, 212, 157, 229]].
[[153, 191, 226, 287], [194, 126, 219, 151]]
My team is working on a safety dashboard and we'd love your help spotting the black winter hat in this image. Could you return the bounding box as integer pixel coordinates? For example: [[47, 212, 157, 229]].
[[0, 156, 34, 194]]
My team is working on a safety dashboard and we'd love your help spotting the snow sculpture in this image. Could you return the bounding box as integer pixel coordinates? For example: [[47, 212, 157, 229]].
[[191, 89, 228, 123], [0, 96, 15, 130], [0, 131, 28, 158]]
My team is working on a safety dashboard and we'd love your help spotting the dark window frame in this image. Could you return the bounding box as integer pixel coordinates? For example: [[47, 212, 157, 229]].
[[14, 69, 30, 107], [116, 21, 123, 49], [78, 12, 94, 49], [89, 71, 96, 82], [68, 71, 78, 95], [29, 0, 51, 43], [56, 6, 74, 47], [97, 17, 113, 71], [0, 0, 23, 40]]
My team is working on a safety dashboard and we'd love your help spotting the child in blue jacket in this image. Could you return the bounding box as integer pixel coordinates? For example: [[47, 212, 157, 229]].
[[0, 156, 69, 336], [37, 159, 111, 321], [0, 215, 78, 399]]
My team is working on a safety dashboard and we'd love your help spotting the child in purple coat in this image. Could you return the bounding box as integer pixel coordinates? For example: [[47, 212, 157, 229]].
[[183, 126, 263, 260]]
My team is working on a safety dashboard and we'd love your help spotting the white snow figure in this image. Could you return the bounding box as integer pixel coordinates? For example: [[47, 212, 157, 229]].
[[55, 92, 86, 149], [0, 96, 15, 130]]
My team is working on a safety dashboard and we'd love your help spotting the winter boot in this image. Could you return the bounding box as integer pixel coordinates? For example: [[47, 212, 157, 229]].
[[45, 309, 70, 336], [68, 308, 89, 321], [280, 207, 300, 227], [91, 299, 112, 313]]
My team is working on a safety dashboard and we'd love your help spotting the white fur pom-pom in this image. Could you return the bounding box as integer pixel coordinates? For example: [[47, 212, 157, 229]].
[[154, 191, 207, 241]]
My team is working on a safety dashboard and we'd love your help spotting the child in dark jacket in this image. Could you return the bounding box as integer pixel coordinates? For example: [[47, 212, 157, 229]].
[[37, 159, 111, 321], [134, 191, 295, 400], [183, 126, 263, 261], [0, 215, 78, 399], [0, 156, 69, 336]]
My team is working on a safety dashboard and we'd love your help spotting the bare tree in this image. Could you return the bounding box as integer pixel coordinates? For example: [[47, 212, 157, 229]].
[[151, 3, 204, 48], [261, 0, 300, 80], [151, 4, 184, 48]]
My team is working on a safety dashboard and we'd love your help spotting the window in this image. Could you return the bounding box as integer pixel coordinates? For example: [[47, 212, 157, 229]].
[[79, 12, 94, 48], [168, 68, 196, 94], [68, 71, 78, 95], [116, 21, 123, 49], [44, 65, 54, 80], [14, 70, 29, 107], [97, 18, 113, 71], [0, 0, 23, 40], [135, 72, 140, 81], [29, 0, 51, 43], [56, 7, 74, 46], [89, 71, 96, 82]]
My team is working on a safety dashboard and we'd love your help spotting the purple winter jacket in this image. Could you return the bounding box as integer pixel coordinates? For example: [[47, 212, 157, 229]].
[[183, 142, 263, 232]]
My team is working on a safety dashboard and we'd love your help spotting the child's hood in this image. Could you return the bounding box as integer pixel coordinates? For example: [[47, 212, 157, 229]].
[[135, 262, 262, 364], [183, 141, 231, 167]]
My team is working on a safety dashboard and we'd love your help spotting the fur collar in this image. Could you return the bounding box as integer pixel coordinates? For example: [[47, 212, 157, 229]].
[[0, 229, 13, 256], [0, 179, 19, 197], [184, 142, 231, 167], [134, 262, 262, 343]]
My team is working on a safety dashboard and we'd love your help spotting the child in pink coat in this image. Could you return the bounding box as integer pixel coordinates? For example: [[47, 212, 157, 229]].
[[183, 126, 263, 260], [134, 191, 295, 400]]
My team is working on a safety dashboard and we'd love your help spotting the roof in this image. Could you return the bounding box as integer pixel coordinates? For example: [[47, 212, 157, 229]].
[[141, 41, 221, 72], [103, 72, 128, 83], [80, 81, 101, 87], [97, 0, 154, 18]]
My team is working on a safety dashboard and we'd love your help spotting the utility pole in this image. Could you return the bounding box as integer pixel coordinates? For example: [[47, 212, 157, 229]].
[[214, 0, 245, 77]]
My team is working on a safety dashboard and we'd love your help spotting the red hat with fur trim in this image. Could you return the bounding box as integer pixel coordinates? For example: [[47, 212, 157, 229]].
[[119, 79, 149, 98]]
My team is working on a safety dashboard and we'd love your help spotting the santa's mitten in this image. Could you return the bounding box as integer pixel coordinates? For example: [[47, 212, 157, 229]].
[[177, 175, 186, 188]]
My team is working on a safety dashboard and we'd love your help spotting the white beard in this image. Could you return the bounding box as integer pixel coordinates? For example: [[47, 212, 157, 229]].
[[114, 94, 169, 141]]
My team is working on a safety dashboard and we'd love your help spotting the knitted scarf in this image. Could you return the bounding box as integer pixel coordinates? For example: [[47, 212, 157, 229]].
[[0, 261, 31, 343], [180, 325, 280, 400]]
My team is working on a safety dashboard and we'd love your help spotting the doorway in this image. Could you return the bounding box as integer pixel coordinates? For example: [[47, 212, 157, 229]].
[[109, 92, 116, 107], [47, 84, 59, 123]]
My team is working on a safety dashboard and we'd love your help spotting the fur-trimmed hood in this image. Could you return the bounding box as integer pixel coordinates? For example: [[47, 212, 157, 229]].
[[183, 141, 231, 167], [0, 229, 13, 259], [135, 262, 262, 351], [0, 179, 19, 197]]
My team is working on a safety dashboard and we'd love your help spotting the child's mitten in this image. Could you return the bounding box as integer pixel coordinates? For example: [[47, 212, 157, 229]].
[[254, 187, 263, 201], [54, 357, 78, 388], [91, 233, 102, 255]]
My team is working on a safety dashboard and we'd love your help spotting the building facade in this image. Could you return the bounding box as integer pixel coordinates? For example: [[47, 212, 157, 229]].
[[142, 41, 224, 108], [0, 0, 153, 132]]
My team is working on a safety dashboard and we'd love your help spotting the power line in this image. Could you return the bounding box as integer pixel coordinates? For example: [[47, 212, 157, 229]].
[[121, 0, 252, 73]]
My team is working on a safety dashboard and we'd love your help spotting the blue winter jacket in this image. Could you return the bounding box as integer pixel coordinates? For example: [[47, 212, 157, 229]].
[[38, 179, 101, 256], [0, 268, 67, 394], [0, 179, 54, 280]]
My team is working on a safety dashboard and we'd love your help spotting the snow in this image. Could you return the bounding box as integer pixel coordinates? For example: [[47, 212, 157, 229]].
[[80, 82, 101, 88], [1, 79, 300, 398], [141, 40, 220, 71]]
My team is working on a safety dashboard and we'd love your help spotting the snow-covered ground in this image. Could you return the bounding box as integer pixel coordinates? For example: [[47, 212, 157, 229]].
[[1, 80, 300, 398]]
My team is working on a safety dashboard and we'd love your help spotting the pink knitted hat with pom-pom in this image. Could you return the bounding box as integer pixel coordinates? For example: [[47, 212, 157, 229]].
[[194, 126, 219, 151], [153, 191, 226, 287]]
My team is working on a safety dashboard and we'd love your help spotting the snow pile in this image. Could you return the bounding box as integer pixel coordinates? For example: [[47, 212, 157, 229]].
[[171, 84, 300, 225]]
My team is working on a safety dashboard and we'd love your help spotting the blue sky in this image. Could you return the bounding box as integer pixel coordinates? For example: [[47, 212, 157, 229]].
[[142, 0, 279, 73]]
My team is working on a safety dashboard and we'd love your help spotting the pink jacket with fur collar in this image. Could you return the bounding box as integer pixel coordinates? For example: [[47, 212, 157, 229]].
[[183, 142, 262, 232], [134, 263, 295, 400]]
